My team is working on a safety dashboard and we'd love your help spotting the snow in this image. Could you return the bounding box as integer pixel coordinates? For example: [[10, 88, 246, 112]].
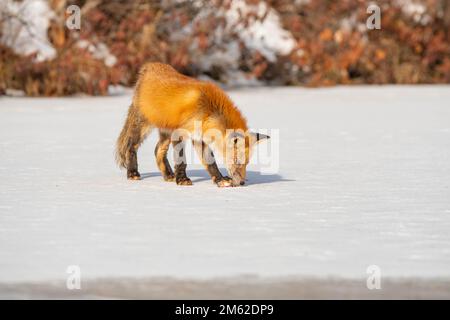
[[395, 0, 431, 25], [0, 86, 450, 285], [77, 40, 118, 67], [174, 0, 296, 85], [224, 0, 296, 62], [0, 0, 56, 61], [0, 0, 116, 66]]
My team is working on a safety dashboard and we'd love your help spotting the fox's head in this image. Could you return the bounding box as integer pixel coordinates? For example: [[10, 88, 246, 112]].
[[224, 131, 270, 186]]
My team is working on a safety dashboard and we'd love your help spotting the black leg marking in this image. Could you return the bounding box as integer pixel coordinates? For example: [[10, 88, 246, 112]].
[[193, 141, 233, 187], [155, 131, 175, 181], [173, 139, 192, 186], [127, 147, 141, 180], [119, 106, 151, 180]]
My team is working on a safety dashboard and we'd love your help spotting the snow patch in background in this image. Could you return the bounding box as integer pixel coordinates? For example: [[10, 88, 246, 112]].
[[395, 0, 431, 25], [175, 0, 296, 86], [77, 40, 118, 67], [295, 0, 311, 5], [4, 88, 26, 97], [224, 0, 296, 62], [107, 85, 132, 96], [340, 13, 368, 35], [0, 0, 56, 61]]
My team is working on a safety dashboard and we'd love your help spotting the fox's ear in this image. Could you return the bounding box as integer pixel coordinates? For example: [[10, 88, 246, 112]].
[[248, 132, 270, 145]]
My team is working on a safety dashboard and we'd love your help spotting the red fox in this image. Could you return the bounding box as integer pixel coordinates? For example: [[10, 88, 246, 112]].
[[116, 63, 269, 187]]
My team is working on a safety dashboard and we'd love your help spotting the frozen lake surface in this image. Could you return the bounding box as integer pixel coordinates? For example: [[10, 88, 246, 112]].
[[0, 86, 449, 291]]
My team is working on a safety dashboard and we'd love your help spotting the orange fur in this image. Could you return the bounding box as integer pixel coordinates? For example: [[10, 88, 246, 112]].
[[134, 63, 248, 134]]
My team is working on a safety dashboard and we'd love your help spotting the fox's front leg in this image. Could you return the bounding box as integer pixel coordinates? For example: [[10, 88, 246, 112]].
[[155, 131, 175, 182], [193, 141, 233, 187], [172, 138, 192, 186]]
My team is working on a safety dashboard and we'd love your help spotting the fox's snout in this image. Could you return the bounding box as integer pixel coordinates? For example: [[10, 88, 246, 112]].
[[231, 175, 245, 186]]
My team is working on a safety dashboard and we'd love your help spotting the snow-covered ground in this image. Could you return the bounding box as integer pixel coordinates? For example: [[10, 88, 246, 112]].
[[0, 86, 450, 298]]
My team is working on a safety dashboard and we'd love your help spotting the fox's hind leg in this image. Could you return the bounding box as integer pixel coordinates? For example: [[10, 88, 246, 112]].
[[116, 105, 152, 180], [172, 138, 192, 186], [155, 130, 175, 181]]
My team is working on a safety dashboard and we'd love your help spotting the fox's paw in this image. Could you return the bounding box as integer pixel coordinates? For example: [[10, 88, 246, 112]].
[[127, 170, 141, 180], [163, 174, 175, 182], [216, 176, 233, 188], [176, 177, 193, 186]]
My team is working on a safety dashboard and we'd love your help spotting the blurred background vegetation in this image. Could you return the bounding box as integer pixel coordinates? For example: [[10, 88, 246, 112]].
[[1, 0, 449, 96]]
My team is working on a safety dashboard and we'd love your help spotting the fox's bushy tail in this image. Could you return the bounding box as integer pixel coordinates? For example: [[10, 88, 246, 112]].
[[116, 105, 139, 168], [116, 108, 132, 169], [115, 104, 151, 169]]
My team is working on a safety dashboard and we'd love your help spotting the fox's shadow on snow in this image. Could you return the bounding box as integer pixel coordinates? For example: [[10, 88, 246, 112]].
[[140, 170, 293, 186]]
